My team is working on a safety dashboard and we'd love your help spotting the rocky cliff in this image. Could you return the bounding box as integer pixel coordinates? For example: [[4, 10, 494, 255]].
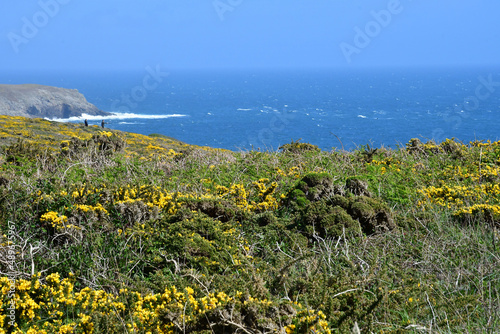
[[0, 84, 110, 119]]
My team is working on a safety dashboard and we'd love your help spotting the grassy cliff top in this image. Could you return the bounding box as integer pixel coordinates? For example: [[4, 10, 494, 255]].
[[0, 115, 499, 333], [0, 83, 73, 93], [0, 115, 213, 157]]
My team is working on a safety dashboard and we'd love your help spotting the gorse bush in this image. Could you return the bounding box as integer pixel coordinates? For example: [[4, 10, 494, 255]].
[[0, 117, 499, 333], [282, 173, 394, 238], [60, 131, 126, 159], [279, 139, 321, 154]]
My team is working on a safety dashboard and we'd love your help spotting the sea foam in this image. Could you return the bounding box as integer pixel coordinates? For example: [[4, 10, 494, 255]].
[[48, 112, 188, 122]]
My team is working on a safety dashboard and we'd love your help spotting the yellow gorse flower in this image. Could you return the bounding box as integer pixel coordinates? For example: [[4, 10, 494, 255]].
[[0, 274, 331, 333]]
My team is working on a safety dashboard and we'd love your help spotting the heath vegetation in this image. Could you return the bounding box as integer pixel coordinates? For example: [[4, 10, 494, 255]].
[[0, 116, 499, 333]]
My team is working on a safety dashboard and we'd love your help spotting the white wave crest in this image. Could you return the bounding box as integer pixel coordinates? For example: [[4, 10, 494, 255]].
[[49, 112, 188, 122]]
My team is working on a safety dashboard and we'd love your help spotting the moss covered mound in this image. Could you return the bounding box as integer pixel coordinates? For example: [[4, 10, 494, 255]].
[[283, 173, 394, 238]]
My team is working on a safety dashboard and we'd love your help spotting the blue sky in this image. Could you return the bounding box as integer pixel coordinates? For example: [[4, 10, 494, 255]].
[[1, 0, 499, 71]]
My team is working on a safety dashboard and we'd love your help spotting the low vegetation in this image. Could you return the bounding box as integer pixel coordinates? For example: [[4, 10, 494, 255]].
[[0, 116, 499, 333]]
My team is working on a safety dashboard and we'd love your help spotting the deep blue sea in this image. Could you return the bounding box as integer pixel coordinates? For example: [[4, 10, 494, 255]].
[[4, 67, 500, 151]]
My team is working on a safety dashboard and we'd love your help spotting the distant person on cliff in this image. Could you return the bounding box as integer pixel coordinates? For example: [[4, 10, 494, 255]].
[[84, 119, 88, 127], [101, 120, 105, 128]]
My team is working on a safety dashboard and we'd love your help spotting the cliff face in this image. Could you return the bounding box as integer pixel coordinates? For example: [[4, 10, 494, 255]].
[[0, 84, 110, 119]]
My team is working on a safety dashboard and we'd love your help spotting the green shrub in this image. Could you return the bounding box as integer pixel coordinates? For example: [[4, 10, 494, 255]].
[[303, 200, 360, 237], [348, 196, 395, 234], [279, 139, 321, 154]]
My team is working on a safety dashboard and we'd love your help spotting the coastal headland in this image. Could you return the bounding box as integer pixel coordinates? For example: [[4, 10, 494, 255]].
[[0, 84, 110, 119]]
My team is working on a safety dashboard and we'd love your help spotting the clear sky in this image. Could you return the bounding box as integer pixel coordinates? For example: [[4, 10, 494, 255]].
[[1, 0, 499, 71]]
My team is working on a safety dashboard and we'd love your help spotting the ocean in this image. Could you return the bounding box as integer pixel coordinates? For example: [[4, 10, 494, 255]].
[[4, 67, 500, 151]]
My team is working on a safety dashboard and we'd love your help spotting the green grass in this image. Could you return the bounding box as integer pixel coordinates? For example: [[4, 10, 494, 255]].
[[0, 117, 499, 333]]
